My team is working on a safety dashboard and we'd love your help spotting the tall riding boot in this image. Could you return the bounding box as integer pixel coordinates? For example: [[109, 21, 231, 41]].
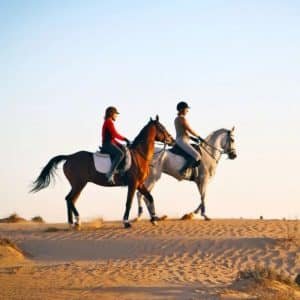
[[106, 157, 121, 184], [179, 157, 197, 176], [193, 160, 201, 167]]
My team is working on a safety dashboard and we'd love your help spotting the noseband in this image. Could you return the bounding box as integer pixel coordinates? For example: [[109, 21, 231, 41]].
[[225, 131, 236, 157], [155, 122, 171, 149]]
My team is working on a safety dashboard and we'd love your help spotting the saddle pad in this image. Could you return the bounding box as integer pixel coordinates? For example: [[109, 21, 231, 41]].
[[93, 150, 132, 174], [167, 151, 185, 171], [167, 151, 196, 180], [93, 153, 111, 174]]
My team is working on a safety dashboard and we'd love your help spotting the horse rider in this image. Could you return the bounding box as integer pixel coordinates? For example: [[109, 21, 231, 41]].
[[174, 101, 203, 176], [101, 106, 130, 183]]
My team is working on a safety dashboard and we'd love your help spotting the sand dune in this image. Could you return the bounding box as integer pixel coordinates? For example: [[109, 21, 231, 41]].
[[0, 219, 299, 299], [0, 238, 26, 267]]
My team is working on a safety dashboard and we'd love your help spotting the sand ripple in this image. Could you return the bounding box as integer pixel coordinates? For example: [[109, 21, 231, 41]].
[[0, 219, 299, 299]]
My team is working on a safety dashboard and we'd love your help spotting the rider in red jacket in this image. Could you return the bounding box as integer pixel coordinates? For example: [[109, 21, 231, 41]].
[[101, 106, 130, 183]]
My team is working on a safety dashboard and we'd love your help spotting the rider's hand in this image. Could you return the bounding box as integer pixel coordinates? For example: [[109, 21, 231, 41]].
[[190, 136, 199, 143], [198, 136, 205, 143], [125, 138, 131, 146]]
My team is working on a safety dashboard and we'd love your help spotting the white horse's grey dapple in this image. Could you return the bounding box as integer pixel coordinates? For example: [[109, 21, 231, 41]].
[[136, 127, 237, 220]]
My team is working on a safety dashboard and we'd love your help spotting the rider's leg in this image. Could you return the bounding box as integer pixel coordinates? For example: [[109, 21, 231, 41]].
[[106, 144, 125, 183], [179, 156, 197, 175], [193, 159, 201, 167], [176, 138, 201, 176]]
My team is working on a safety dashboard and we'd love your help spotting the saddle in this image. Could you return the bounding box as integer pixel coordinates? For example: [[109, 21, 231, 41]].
[[99, 144, 127, 170], [169, 143, 201, 160], [93, 146, 131, 174], [169, 143, 201, 181]]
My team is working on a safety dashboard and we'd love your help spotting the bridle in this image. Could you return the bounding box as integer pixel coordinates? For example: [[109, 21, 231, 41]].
[[226, 131, 236, 158], [199, 131, 235, 163], [132, 121, 171, 162], [154, 121, 172, 151]]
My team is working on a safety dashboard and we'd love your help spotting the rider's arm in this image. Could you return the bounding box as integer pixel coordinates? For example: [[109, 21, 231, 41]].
[[180, 117, 200, 138], [107, 119, 126, 141]]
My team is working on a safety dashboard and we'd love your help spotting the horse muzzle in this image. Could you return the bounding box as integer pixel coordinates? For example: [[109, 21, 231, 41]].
[[228, 151, 237, 160]]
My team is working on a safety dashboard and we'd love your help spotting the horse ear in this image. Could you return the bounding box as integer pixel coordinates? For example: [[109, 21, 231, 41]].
[[150, 117, 153, 122], [231, 126, 235, 132], [156, 115, 159, 122]]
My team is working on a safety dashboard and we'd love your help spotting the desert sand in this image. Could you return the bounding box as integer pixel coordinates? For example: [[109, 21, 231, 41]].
[[0, 219, 299, 299]]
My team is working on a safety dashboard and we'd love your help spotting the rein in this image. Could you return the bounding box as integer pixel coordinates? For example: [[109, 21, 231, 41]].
[[132, 147, 151, 162], [199, 143, 221, 162], [147, 141, 168, 168], [154, 141, 167, 154], [199, 133, 231, 162], [130, 122, 170, 167], [201, 140, 224, 154], [132, 138, 168, 163]]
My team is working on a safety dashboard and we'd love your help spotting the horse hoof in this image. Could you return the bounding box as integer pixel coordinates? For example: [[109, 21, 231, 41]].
[[203, 216, 211, 221], [151, 216, 159, 225], [181, 213, 194, 220], [124, 222, 132, 229], [158, 215, 168, 221], [151, 219, 158, 226]]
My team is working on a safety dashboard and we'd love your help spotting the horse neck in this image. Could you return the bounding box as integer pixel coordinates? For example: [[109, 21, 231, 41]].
[[132, 125, 156, 161], [202, 129, 227, 167]]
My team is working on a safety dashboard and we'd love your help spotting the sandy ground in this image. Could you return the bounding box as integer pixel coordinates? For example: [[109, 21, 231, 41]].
[[0, 219, 300, 299]]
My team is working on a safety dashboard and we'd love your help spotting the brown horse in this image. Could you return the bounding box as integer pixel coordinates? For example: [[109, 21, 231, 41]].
[[31, 116, 174, 228]]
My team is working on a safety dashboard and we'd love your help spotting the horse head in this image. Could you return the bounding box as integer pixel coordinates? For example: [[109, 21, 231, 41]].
[[150, 115, 174, 146], [223, 126, 237, 160]]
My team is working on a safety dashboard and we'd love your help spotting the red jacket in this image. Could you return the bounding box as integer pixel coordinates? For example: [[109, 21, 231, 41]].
[[102, 118, 126, 145]]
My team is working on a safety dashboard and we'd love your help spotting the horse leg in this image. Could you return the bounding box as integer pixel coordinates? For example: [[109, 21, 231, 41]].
[[123, 182, 138, 228], [65, 182, 86, 229], [65, 191, 74, 227], [136, 191, 144, 220], [138, 184, 158, 225], [136, 180, 156, 220], [194, 180, 210, 221]]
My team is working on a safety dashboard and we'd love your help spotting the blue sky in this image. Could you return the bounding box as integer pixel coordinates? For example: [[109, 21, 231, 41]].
[[1, 1, 299, 222]]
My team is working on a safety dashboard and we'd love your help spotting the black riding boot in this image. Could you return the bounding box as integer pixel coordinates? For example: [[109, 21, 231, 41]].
[[179, 157, 197, 176], [193, 160, 201, 167], [106, 157, 122, 184]]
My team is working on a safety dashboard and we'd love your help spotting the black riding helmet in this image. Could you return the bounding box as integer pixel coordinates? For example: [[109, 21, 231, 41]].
[[105, 106, 120, 119], [176, 101, 190, 112]]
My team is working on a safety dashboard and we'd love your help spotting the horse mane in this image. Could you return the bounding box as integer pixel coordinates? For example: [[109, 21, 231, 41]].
[[205, 128, 228, 143], [131, 120, 153, 148]]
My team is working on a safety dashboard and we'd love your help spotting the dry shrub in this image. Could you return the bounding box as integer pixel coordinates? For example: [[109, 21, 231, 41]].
[[256, 288, 298, 300], [239, 265, 294, 286], [282, 219, 300, 247], [0, 213, 27, 223], [31, 216, 45, 223], [0, 238, 17, 248], [83, 218, 104, 230], [44, 227, 60, 232], [158, 215, 168, 221], [181, 213, 194, 220], [236, 265, 300, 300], [44, 218, 104, 232], [0, 237, 24, 254]]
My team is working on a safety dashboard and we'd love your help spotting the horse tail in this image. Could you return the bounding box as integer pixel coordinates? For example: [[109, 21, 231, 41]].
[[30, 155, 69, 192]]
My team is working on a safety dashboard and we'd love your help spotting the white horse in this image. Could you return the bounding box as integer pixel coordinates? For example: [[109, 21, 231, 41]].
[[136, 127, 237, 220]]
